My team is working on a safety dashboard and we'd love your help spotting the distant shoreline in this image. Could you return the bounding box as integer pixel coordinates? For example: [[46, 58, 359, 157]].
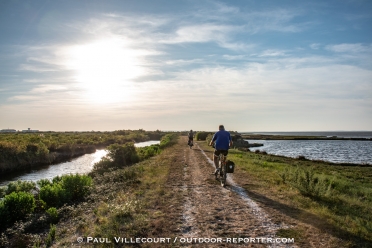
[[241, 131, 372, 141], [242, 134, 372, 141]]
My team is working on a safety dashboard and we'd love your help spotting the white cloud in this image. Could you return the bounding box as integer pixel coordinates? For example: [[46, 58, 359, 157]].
[[30, 85, 67, 93], [258, 49, 287, 57], [19, 64, 59, 72], [326, 43, 372, 53], [160, 24, 240, 44], [310, 43, 321, 50], [223, 55, 246, 60], [242, 9, 305, 33], [164, 59, 203, 66]]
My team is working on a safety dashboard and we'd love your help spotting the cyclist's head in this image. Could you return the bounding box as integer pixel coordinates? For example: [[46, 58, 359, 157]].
[[219, 125, 225, 131]]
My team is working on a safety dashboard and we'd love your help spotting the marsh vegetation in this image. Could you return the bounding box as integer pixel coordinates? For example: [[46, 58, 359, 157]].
[[0, 133, 178, 247], [0, 130, 164, 175]]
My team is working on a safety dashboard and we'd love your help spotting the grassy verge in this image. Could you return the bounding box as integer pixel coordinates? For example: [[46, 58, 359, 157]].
[[52, 133, 180, 247], [198, 141, 372, 247], [0, 133, 179, 247], [52, 137, 180, 247]]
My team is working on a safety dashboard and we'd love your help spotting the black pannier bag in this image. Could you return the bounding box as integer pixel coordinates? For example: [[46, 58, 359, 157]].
[[226, 160, 235, 173]]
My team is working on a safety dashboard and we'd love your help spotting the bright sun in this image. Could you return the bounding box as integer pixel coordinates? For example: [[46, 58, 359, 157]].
[[66, 38, 143, 104]]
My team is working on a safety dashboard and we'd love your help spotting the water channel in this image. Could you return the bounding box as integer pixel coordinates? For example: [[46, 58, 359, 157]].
[[0, 141, 160, 187]]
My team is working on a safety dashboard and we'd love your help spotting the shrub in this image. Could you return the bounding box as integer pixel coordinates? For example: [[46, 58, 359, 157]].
[[107, 143, 138, 167], [1, 191, 36, 224], [5, 180, 37, 195], [297, 155, 307, 160], [91, 143, 139, 174], [37, 178, 53, 188], [91, 157, 113, 175], [39, 174, 92, 207], [159, 133, 178, 149], [137, 145, 160, 161], [196, 132, 213, 141], [46, 207, 59, 223], [61, 174, 92, 201], [280, 166, 334, 198], [39, 183, 64, 207], [0, 186, 6, 198]]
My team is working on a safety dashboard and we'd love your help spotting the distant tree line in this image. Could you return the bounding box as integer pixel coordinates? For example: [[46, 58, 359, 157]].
[[0, 130, 165, 174]]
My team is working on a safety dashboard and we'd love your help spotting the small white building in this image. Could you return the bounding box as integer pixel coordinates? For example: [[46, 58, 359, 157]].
[[0, 129, 17, 133], [22, 128, 39, 133]]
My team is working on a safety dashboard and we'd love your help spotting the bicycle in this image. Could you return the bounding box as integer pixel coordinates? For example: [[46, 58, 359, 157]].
[[215, 153, 227, 187], [188, 138, 193, 149]]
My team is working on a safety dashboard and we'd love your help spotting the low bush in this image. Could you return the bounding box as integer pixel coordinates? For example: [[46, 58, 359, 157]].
[[159, 133, 178, 149], [46, 207, 59, 224], [39, 174, 92, 208], [61, 174, 92, 202], [196, 132, 213, 141], [106, 143, 138, 166], [90, 157, 113, 175], [0, 191, 36, 225], [91, 143, 139, 175], [0, 186, 6, 198], [37, 178, 53, 188], [4, 180, 37, 195], [280, 166, 333, 198], [137, 145, 160, 161], [39, 183, 64, 207]]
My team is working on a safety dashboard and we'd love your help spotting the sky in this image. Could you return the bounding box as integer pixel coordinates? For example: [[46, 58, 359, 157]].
[[0, 0, 371, 132]]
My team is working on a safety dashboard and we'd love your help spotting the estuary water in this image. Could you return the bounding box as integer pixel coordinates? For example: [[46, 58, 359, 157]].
[[0, 140, 160, 186], [246, 131, 372, 165]]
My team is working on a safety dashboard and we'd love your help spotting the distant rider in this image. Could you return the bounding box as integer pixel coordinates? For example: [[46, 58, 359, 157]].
[[209, 125, 233, 175], [188, 130, 194, 146]]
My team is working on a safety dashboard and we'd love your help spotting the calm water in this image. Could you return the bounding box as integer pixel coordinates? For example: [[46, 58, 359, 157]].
[[248, 131, 372, 139], [0, 141, 160, 186], [134, 140, 161, 147], [247, 139, 372, 165]]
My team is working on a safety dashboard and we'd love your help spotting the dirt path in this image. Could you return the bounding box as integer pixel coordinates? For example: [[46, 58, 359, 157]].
[[167, 137, 297, 247]]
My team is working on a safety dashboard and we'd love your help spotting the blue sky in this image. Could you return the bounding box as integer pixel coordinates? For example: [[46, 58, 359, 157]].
[[0, 0, 371, 131]]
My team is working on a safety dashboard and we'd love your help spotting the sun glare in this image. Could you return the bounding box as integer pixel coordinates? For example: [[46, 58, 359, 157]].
[[66, 38, 143, 104]]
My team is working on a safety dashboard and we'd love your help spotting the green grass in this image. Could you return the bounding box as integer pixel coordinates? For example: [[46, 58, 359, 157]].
[[46, 134, 180, 247], [198, 142, 372, 247]]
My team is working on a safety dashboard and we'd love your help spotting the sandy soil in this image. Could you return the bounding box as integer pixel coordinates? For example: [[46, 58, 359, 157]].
[[164, 137, 306, 247]]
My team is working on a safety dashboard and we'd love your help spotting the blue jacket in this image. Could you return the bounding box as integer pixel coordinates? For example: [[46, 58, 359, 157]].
[[212, 130, 231, 150]]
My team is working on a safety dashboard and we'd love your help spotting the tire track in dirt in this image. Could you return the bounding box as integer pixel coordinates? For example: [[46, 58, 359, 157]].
[[180, 146, 201, 237], [196, 143, 295, 247], [176, 137, 296, 247]]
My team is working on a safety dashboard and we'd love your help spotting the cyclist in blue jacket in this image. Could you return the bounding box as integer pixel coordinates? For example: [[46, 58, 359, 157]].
[[209, 125, 233, 175]]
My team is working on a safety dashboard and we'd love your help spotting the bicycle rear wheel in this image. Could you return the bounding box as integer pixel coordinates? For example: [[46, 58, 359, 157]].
[[220, 162, 227, 187]]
